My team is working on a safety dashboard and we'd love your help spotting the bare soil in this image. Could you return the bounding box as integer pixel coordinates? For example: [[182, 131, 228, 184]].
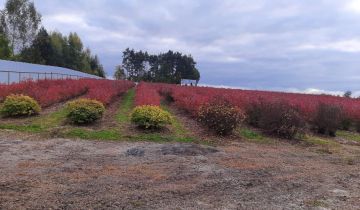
[[0, 131, 359, 210]]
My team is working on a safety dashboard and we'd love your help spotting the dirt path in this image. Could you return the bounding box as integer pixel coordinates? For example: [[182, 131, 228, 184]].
[[0, 133, 359, 209]]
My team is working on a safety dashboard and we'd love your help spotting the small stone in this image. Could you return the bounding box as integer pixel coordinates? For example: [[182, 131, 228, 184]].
[[331, 189, 350, 197], [126, 148, 145, 157]]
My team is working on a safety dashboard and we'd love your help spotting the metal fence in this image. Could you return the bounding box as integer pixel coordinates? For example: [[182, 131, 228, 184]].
[[0, 70, 86, 85]]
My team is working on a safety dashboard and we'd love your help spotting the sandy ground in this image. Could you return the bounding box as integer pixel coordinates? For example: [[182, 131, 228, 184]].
[[0, 131, 359, 210]]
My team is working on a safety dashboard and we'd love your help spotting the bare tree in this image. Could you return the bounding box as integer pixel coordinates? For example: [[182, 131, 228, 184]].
[[0, 0, 41, 53]]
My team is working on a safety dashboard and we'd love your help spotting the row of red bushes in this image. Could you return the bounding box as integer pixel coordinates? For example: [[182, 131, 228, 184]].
[[134, 82, 162, 106], [0, 79, 135, 107], [0, 79, 87, 107], [82, 79, 134, 106], [139, 82, 360, 137], [163, 85, 360, 121]]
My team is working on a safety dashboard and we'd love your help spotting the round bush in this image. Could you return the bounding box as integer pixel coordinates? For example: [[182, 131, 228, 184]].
[[198, 100, 245, 136], [0, 94, 41, 117], [313, 103, 342, 137], [66, 99, 105, 124], [258, 101, 305, 139], [131, 105, 172, 129]]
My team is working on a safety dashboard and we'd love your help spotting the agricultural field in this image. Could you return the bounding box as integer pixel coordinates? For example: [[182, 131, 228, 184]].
[[0, 79, 360, 209]]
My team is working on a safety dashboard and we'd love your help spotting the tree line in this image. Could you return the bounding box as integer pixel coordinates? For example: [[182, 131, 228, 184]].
[[114, 48, 200, 84], [0, 0, 105, 77]]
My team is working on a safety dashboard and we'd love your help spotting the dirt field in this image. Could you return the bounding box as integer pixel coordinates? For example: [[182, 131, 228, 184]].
[[0, 131, 359, 210]]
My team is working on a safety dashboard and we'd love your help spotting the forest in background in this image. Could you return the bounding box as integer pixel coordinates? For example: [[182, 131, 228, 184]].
[[0, 0, 201, 83], [0, 0, 105, 77], [114, 48, 200, 84]]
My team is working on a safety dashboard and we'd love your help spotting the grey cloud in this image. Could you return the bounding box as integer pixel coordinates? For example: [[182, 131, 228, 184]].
[[0, 0, 359, 92]]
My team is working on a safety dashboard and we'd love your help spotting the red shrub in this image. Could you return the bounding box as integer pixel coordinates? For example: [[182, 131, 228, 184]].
[[82, 79, 134, 106], [134, 82, 162, 106], [0, 79, 87, 107], [138, 83, 360, 129], [0, 79, 135, 107]]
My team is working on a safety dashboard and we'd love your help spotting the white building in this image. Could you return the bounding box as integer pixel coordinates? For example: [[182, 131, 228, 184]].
[[181, 79, 198, 86]]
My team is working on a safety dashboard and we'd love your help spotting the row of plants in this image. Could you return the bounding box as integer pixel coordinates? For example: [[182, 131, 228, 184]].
[[0, 79, 87, 107], [2, 80, 359, 141], [134, 82, 162, 106], [160, 84, 360, 121], [0, 83, 170, 132], [143, 82, 360, 138], [0, 79, 135, 108], [132, 82, 172, 129], [83, 79, 134, 106], [0, 79, 135, 126], [0, 94, 105, 125], [66, 84, 173, 129]]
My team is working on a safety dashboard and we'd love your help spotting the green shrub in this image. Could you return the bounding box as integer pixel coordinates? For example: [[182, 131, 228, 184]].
[[66, 99, 105, 125], [198, 99, 245, 136], [0, 94, 41, 117], [313, 103, 342, 137], [131, 105, 172, 129]]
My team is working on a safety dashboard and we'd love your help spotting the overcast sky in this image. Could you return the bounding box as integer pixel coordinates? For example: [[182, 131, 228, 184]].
[[1, 0, 360, 95]]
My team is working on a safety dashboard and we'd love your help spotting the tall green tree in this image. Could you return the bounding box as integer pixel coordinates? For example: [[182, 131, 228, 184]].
[[0, 0, 41, 52], [49, 31, 66, 67], [122, 48, 148, 82], [67, 32, 83, 70], [120, 49, 200, 84], [20, 27, 52, 64], [0, 33, 12, 59], [89, 54, 105, 77]]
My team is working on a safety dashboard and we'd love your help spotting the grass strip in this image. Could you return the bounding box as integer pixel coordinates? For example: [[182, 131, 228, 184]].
[[117, 89, 135, 123], [238, 128, 273, 144], [336, 130, 360, 142], [65, 128, 121, 141]]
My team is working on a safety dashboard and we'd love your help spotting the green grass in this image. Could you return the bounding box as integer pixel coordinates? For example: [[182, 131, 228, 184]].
[[0, 124, 43, 132], [306, 200, 328, 208], [238, 128, 273, 144], [117, 89, 135, 123], [33, 108, 67, 129], [161, 104, 187, 136], [0, 108, 67, 133], [302, 135, 341, 154], [65, 128, 121, 141], [337, 130, 360, 142], [303, 135, 340, 147]]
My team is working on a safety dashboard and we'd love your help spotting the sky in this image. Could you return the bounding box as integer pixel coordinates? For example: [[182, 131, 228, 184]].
[[1, 0, 360, 95]]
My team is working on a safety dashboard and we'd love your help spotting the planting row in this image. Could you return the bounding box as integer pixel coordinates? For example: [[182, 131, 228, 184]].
[[82, 79, 134, 106], [0, 81, 170, 131], [137, 82, 360, 137], [133, 82, 172, 129], [0, 79, 135, 107], [163, 85, 360, 120]]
